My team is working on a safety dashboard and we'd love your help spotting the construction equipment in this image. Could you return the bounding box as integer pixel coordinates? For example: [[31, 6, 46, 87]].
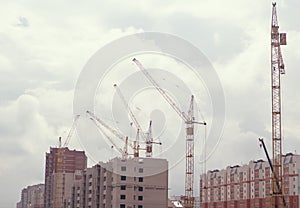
[[270, 2, 287, 207], [89, 117, 129, 159], [86, 110, 138, 156], [113, 84, 161, 158], [259, 138, 287, 207], [132, 58, 206, 208], [54, 115, 80, 208], [134, 129, 140, 157]]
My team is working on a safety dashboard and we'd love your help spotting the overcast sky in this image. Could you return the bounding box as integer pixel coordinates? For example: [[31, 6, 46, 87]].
[[1, 0, 300, 207]]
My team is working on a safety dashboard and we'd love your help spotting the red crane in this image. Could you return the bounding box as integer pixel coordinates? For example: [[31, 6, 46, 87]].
[[113, 84, 161, 157], [270, 2, 287, 207], [132, 58, 206, 208], [86, 110, 137, 156], [89, 117, 129, 159]]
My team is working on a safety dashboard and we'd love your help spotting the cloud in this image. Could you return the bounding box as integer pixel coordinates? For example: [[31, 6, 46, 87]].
[[0, 0, 300, 206], [16, 17, 29, 27]]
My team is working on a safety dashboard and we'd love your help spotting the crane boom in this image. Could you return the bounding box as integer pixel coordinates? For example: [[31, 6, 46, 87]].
[[258, 138, 287, 207], [113, 84, 161, 158], [133, 58, 189, 122], [86, 110, 132, 148], [133, 58, 206, 208], [63, 115, 80, 147], [113, 84, 148, 141], [90, 117, 128, 159]]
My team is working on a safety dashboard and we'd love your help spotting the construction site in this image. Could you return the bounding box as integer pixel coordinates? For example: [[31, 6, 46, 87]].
[[16, 2, 297, 208]]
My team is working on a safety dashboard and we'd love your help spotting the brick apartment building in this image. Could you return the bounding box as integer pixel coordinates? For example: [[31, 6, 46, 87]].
[[44, 147, 87, 208], [70, 157, 168, 208], [200, 153, 300, 207]]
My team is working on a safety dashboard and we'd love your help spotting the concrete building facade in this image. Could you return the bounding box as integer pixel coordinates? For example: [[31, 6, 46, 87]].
[[16, 184, 45, 208], [200, 153, 300, 207], [44, 147, 87, 208], [71, 157, 168, 208]]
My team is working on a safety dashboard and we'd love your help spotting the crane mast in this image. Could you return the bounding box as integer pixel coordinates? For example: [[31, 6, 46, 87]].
[[54, 115, 80, 208], [185, 95, 195, 208], [133, 58, 205, 208], [271, 2, 286, 207]]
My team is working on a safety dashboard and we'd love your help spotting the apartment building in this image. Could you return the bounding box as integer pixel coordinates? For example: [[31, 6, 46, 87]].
[[71, 157, 168, 208], [16, 184, 44, 208], [200, 153, 300, 208], [44, 147, 87, 208]]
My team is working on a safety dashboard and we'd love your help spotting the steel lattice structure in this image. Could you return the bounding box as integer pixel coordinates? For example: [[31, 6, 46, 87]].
[[271, 2, 286, 207]]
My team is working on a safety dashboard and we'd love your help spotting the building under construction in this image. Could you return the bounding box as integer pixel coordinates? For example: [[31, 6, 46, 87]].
[[200, 153, 300, 207], [44, 147, 87, 208]]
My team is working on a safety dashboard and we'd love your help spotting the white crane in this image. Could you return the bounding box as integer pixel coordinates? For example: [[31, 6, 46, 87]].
[[132, 58, 206, 208], [89, 117, 129, 159], [113, 84, 161, 157], [86, 110, 139, 156]]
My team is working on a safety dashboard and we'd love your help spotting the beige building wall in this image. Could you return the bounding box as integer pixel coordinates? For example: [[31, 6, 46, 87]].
[[16, 184, 44, 208], [107, 157, 168, 208], [71, 157, 168, 208]]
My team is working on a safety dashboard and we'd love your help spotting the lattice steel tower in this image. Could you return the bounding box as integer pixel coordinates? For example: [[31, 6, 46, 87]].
[[271, 2, 286, 207]]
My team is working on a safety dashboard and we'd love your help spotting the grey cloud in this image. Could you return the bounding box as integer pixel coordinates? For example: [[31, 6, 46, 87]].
[[16, 17, 29, 27]]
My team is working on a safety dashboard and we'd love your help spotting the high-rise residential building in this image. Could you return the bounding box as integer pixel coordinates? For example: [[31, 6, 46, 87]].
[[200, 153, 300, 208], [71, 157, 168, 208], [44, 147, 87, 208], [16, 184, 45, 208]]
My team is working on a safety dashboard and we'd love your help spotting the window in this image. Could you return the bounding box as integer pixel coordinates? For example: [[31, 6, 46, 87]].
[[120, 205, 125, 208], [138, 177, 143, 182], [121, 166, 126, 171], [139, 168, 143, 173], [120, 185, 126, 190], [138, 196, 143, 201], [120, 195, 126, 200], [121, 176, 126, 181], [138, 205, 143, 208], [138, 186, 143, 192]]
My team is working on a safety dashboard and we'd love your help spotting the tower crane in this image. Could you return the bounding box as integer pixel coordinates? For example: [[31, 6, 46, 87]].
[[89, 117, 129, 159], [134, 129, 140, 158], [113, 84, 161, 158], [86, 110, 138, 156], [132, 58, 206, 208], [54, 115, 80, 208], [270, 2, 287, 207], [146, 120, 153, 158]]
